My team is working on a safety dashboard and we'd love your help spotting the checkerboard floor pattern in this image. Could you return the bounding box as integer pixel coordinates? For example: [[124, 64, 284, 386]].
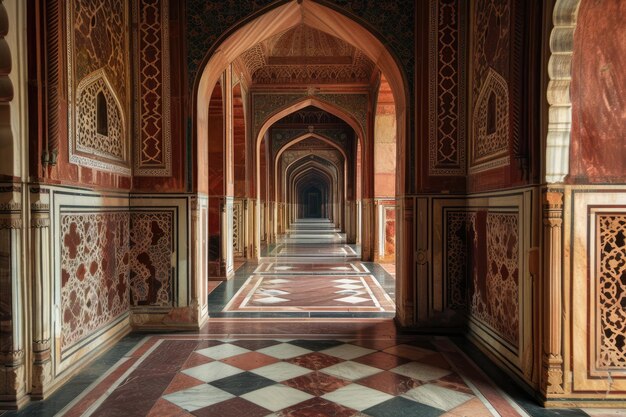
[[158, 339, 492, 417]]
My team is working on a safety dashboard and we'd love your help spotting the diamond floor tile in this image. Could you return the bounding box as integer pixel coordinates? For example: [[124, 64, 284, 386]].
[[182, 361, 243, 383], [251, 361, 312, 382], [363, 396, 445, 417], [209, 371, 277, 396], [321, 360, 382, 381], [282, 371, 351, 396], [274, 397, 358, 417], [357, 370, 421, 396], [390, 361, 452, 382], [163, 384, 234, 412], [402, 383, 474, 411], [257, 342, 313, 359], [191, 397, 270, 417], [196, 343, 250, 360], [287, 352, 344, 370], [240, 384, 314, 412], [287, 339, 345, 351], [321, 383, 394, 411], [221, 351, 279, 371], [320, 343, 376, 360]]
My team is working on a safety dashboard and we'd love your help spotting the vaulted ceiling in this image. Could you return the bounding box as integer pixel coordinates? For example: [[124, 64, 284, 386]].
[[236, 24, 375, 85]]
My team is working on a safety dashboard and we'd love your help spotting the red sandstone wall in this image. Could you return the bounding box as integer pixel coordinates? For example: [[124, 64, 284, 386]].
[[569, 0, 626, 184]]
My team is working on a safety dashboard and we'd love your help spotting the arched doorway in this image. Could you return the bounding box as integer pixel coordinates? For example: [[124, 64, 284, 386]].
[[193, 0, 411, 323]]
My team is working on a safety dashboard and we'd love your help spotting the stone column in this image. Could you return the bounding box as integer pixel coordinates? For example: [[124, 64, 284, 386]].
[[29, 188, 52, 399], [542, 189, 565, 395]]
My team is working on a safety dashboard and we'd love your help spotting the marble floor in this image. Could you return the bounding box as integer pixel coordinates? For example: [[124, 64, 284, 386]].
[[208, 219, 395, 318], [55, 335, 522, 417], [3, 320, 622, 416]]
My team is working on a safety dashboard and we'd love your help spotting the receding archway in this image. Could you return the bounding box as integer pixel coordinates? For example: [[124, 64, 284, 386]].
[[194, 0, 411, 324]]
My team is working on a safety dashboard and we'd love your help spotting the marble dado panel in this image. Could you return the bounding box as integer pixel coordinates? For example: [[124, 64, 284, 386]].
[[433, 190, 533, 379], [570, 189, 626, 394], [59, 211, 130, 353], [129, 211, 174, 307], [52, 189, 190, 380], [66, 0, 132, 175]]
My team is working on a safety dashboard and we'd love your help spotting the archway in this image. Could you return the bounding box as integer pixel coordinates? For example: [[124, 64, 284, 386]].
[[275, 133, 348, 231], [194, 0, 411, 323]]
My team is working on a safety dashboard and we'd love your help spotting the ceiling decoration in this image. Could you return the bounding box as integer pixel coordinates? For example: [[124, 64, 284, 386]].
[[237, 24, 375, 84]]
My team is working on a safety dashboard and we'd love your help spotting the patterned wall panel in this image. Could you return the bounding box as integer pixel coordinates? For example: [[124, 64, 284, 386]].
[[129, 212, 174, 307], [445, 211, 469, 309], [470, 212, 519, 347], [133, 0, 172, 177], [596, 214, 626, 369], [571, 192, 626, 393], [437, 196, 526, 359], [469, 0, 511, 173], [66, 0, 131, 175], [60, 212, 130, 352], [232, 199, 244, 258], [428, 0, 467, 176]]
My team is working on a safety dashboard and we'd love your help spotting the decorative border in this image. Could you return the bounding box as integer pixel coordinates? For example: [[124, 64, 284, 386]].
[[133, 0, 172, 177], [428, 0, 467, 176]]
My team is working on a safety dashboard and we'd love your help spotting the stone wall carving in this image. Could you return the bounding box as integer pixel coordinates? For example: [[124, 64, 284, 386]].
[[232, 200, 244, 258], [596, 214, 626, 369], [186, 1, 414, 94], [271, 129, 351, 154], [445, 211, 470, 309], [74, 71, 126, 162], [470, 212, 519, 346], [469, 0, 512, 174], [60, 212, 130, 351], [134, 0, 172, 177], [253, 92, 368, 139], [66, 0, 131, 175], [429, 0, 466, 176], [129, 212, 174, 307], [471, 68, 510, 170]]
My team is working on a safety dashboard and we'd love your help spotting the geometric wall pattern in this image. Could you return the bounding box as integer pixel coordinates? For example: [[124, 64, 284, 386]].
[[471, 69, 510, 171], [253, 92, 368, 139], [134, 0, 172, 177], [75, 72, 126, 162], [446, 210, 520, 348], [472, 212, 519, 347], [60, 212, 130, 351], [445, 211, 469, 309], [66, 0, 131, 175], [597, 214, 626, 369], [129, 212, 174, 307], [469, 0, 511, 173], [428, 0, 467, 176]]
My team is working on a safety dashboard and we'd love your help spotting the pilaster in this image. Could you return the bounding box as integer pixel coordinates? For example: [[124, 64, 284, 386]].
[[29, 188, 51, 399], [541, 189, 565, 396]]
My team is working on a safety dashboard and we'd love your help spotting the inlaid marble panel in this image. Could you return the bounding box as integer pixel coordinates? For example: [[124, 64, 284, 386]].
[[60, 212, 130, 351], [129, 212, 174, 307], [223, 275, 395, 313]]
